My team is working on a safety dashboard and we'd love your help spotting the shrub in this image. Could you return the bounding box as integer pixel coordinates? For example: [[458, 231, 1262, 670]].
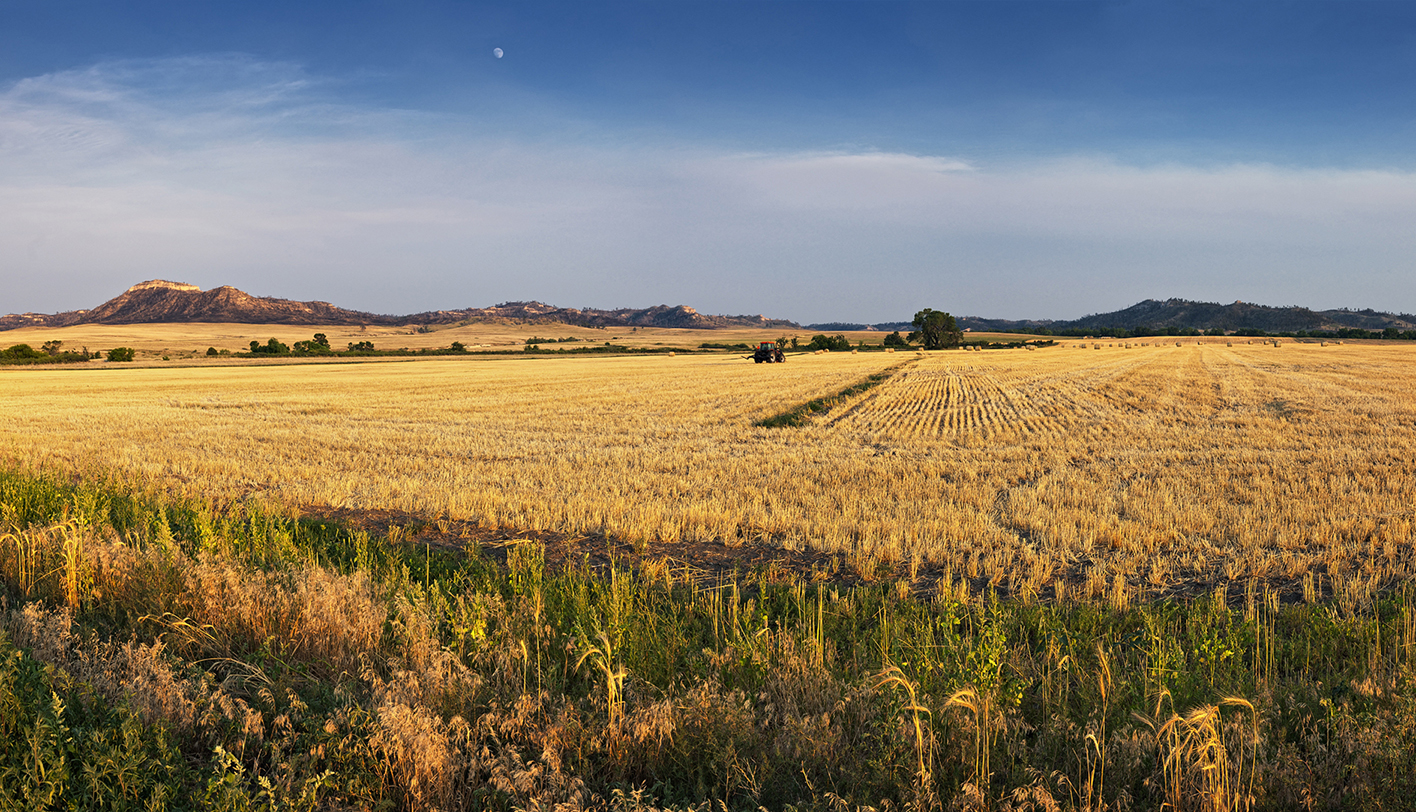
[[206, 347, 219, 357], [249, 338, 291, 355], [807, 334, 851, 352], [2, 344, 45, 362], [105, 347, 136, 362], [293, 334, 333, 355], [0, 344, 91, 365]]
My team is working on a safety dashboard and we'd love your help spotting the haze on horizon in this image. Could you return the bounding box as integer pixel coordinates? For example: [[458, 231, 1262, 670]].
[[3, 1, 1415, 325]]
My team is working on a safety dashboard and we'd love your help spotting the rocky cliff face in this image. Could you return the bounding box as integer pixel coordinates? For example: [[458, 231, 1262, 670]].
[[60, 281, 400, 326], [1, 282, 800, 331]]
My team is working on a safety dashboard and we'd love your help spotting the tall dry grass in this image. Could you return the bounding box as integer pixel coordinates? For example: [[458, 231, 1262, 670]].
[[4, 481, 1416, 810]]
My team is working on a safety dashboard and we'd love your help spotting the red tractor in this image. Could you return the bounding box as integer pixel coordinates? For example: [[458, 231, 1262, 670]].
[[752, 341, 786, 363]]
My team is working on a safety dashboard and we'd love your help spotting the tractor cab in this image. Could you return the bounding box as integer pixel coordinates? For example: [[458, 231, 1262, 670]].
[[752, 341, 786, 363]]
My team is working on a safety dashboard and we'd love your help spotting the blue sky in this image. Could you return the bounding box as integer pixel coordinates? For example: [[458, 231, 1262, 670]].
[[4, 1, 1416, 322]]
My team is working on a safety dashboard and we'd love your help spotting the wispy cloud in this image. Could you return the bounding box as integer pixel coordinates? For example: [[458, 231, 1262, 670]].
[[4, 55, 1416, 321], [689, 151, 976, 212]]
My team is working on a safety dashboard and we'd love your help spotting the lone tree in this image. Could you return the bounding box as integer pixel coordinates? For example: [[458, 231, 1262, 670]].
[[909, 309, 963, 350]]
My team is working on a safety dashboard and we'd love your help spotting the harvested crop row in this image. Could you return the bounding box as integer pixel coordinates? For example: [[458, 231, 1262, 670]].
[[3, 343, 1414, 598]]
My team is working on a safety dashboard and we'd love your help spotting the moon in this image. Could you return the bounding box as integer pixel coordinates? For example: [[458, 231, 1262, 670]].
[[493, 47, 504, 58]]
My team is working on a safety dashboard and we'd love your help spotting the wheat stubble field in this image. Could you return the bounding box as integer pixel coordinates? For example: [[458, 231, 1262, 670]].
[[7, 339, 1416, 810], [5, 340, 1413, 603]]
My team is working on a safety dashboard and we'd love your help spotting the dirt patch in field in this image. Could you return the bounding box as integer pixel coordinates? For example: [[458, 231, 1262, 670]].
[[299, 504, 1318, 607], [302, 505, 874, 591]]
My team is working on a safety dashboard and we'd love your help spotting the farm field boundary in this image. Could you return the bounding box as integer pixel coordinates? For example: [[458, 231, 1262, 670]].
[[304, 501, 1361, 607], [755, 360, 913, 428]]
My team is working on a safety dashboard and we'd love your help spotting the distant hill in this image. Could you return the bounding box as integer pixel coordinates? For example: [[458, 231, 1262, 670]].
[[808, 318, 1053, 333], [9, 285, 1411, 336], [793, 298, 1416, 336], [410, 301, 797, 330], [958, 299, 1416, 335], [0, 281, 401, 330], [956, 316, 1054, 333], [1056, 298, 1416, 333], [807, 299, 1416, 336], [0, 281, 800, 332]]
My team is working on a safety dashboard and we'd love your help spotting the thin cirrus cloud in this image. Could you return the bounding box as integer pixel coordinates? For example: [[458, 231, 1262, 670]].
[[3, 55, 1415, 323], [697, 153, 1416, 242]]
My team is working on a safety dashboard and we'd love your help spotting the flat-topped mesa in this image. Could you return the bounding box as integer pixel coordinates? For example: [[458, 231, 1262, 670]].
[[65, 281, 400, 327], [126, 280, 202, 293]]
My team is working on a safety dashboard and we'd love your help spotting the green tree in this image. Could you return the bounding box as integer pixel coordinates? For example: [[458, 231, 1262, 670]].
[[909, 309, 963, 350], [249, 338, 291, 355], [41, 340, 63, 356], [883, 331, 909, 348], [206, 347, 219, 356], [105, 347, 135, 362], [293, 334, 333, 355], [807, 334, 850, 352]]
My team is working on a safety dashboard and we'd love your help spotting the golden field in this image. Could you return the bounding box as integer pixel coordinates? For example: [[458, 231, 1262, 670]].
[[3, 339, 1413, 602], [0, 319, 686, 360], [0, 320, 1015, 361]]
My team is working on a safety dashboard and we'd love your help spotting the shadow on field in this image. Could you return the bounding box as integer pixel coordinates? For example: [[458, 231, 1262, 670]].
[[303, 505, 865, 594], [301, 504, 1327, 608]]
